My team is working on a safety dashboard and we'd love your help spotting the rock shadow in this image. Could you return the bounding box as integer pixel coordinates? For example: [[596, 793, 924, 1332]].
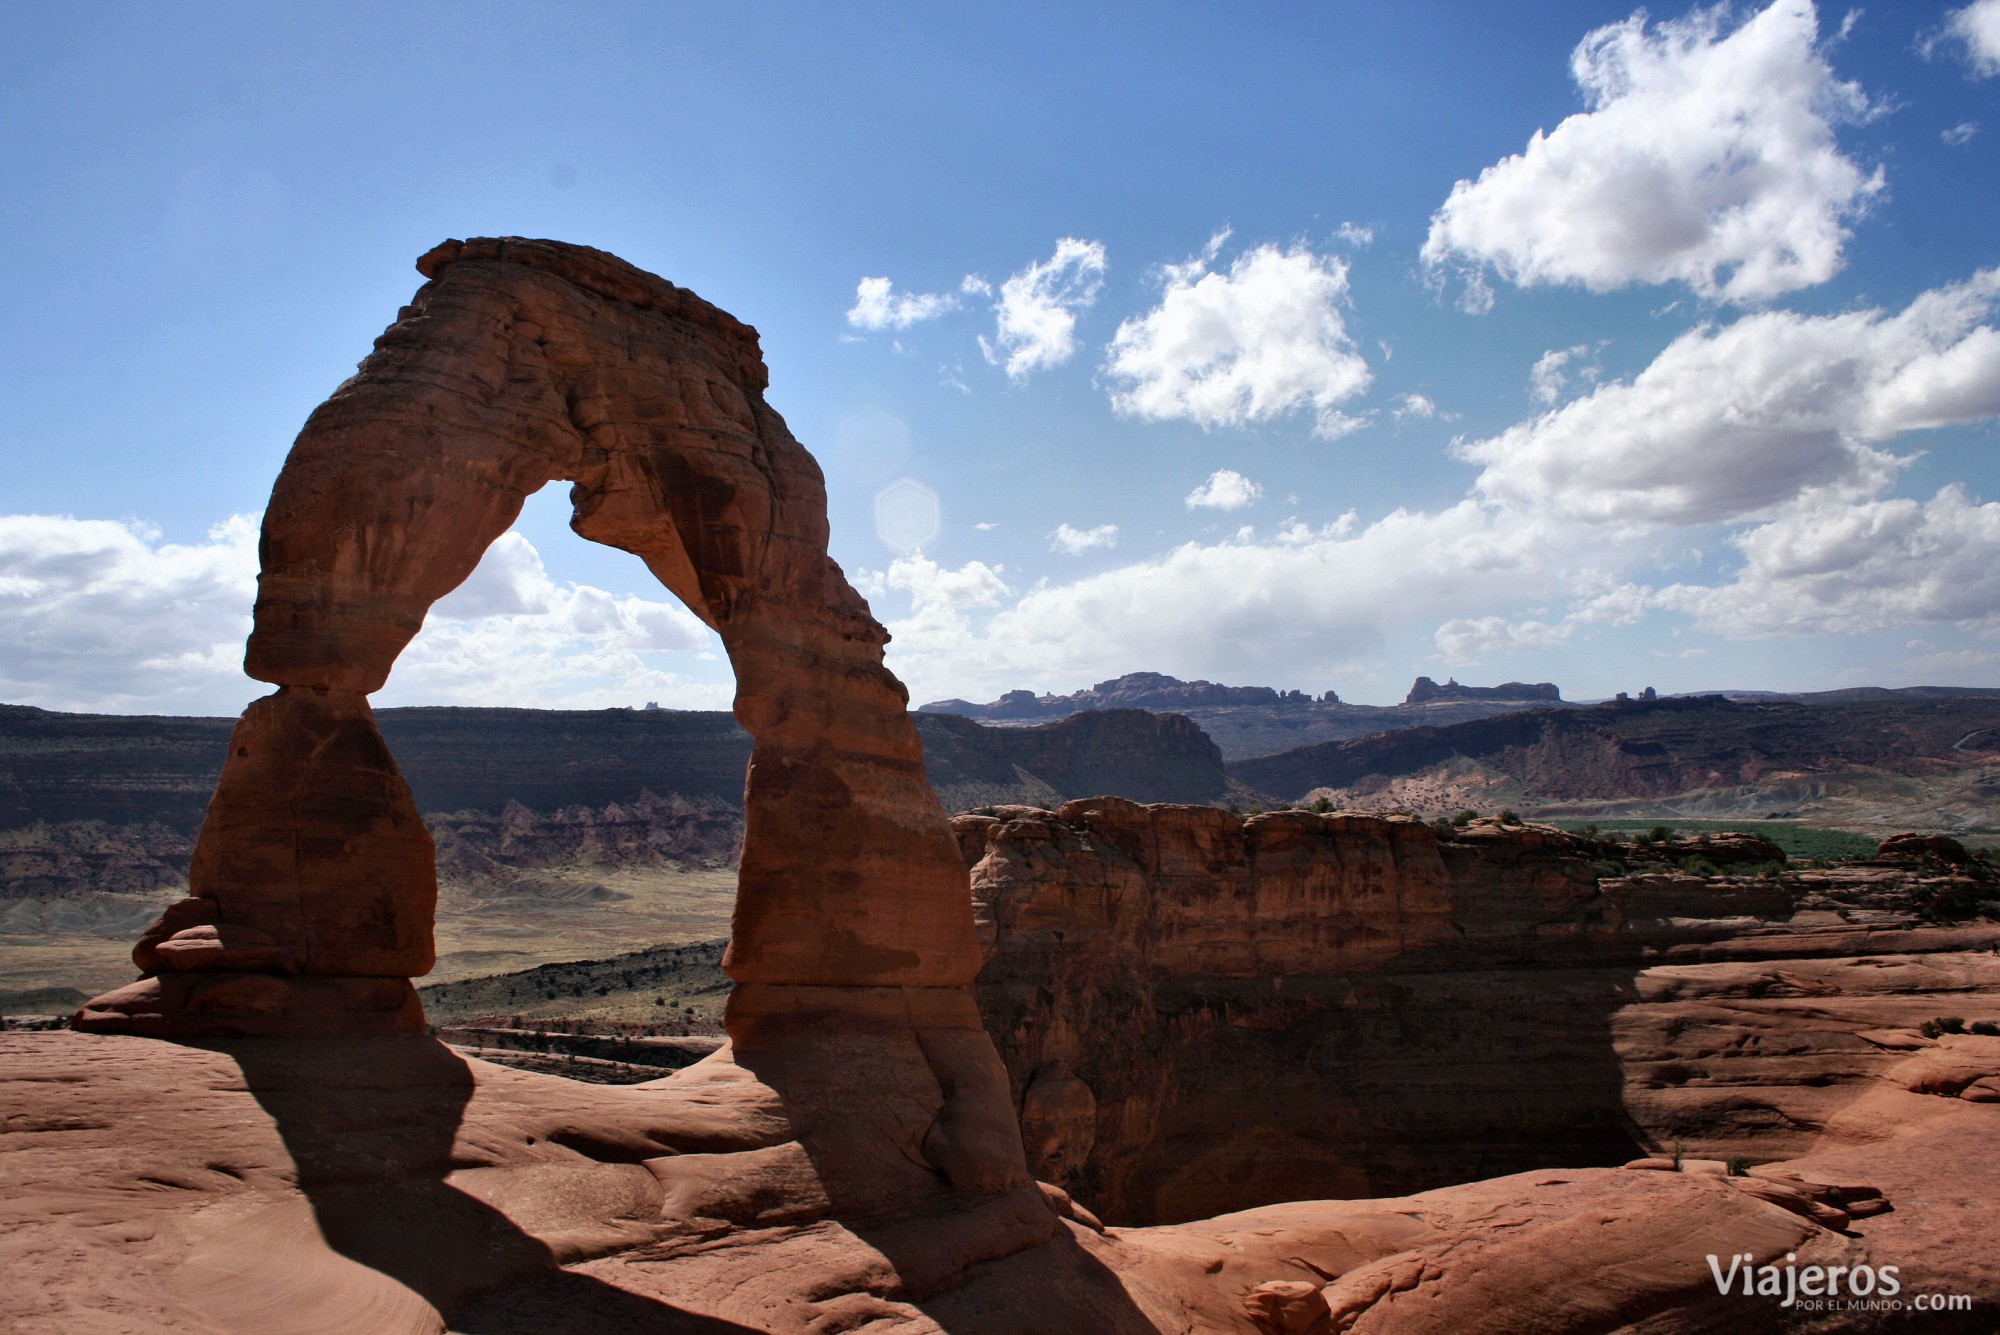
[[218, 1037, 758, 1334]]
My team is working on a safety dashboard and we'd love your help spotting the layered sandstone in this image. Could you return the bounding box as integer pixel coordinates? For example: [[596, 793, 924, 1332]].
[[958, 801, 2000, 1225]]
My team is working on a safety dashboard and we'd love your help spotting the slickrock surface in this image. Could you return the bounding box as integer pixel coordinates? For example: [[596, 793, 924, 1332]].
[[13, 1029, 1996, 1333], [959, 799, 2000, 1225]]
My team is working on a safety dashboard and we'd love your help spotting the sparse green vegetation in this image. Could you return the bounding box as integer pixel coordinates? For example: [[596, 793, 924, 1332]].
[[1920, 1017, 1967, 1038], [419, 940, 730, 1029], [1548, 819, 1878, 861]]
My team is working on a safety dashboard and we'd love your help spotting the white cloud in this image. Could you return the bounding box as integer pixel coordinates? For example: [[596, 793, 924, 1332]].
[[1049, 523, 1120, 554], [1335, 222, 1375, 247], [846, 276, 960, 331], [874, 500, 1606, 702], [1104, 234, 1371, 437], [1943, 120, 1980, 146], [881, 553, 1011, 612], [1460, 270, 2000, 526], [1658, 485, 2000, 636], [1392, 392, 1438, 421], [0, 514, 730, 714], [380, 533, 723, 709], [974, 521, 999, 531], [1434, 615, 1573, 659], [979, 238, 1106, 379], [1434, 580, 1652, 661], [1185, 469, 1264, 511], [0, 513, 260, 713], [1423, 0, 1885, 304], [1941, 0, 2000, 76], [1528, 344, 1599, 406]]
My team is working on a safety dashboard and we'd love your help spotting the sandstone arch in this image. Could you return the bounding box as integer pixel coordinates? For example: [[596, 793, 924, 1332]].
[[79, 236, 982, 1029], [78, 235, 1035, 1222]]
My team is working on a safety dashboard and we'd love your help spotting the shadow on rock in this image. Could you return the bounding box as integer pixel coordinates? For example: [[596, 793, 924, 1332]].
[[219, 1037, 758, 1333]]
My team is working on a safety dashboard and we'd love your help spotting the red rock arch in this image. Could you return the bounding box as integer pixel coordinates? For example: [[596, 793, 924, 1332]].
[[78, 238, 983, 1033]]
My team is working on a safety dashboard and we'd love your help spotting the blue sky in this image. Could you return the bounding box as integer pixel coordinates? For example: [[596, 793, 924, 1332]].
[[4, 0, 2000, 714]]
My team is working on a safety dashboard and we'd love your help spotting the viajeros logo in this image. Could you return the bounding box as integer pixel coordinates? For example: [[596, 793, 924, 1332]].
[[1709, 1252, 1973, 1313]]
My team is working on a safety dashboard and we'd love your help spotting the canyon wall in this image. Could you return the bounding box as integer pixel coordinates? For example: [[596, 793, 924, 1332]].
[[957, 799, 2000, 1225]]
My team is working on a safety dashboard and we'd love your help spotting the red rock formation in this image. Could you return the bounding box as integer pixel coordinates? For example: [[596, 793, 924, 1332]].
[[77, 237, 981, 1037], [73, 240, 1036, 1250], [7, 1027, 1995, 1331], [959, 799, 2000, 1225]]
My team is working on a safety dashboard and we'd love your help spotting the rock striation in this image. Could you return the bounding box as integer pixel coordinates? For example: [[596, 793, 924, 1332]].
[[957, 801, 2000, 1226], [917, 707, 1228, 809]]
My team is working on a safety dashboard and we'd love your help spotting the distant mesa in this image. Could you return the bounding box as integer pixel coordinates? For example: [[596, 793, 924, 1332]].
[[922, 671, 1337, 722], [1405, 675, 1561, 706]]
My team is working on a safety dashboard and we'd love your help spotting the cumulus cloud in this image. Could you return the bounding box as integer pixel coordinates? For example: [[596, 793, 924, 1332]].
[[1658, 485, 2000, 635], [1185, 469, 1264, 511], [1423, 0, 1884, 304], [376, 533, 724, 709], [881, 553, 1011, 611], [1049, 522, 1120, 554], [1104, 233, 1371, 436], [1528, 344, 1599, 406], [0, 513, 259, 713], [1459, 270, 2000, 526], [1434, 582, 1652, 661], [874, 501, 1596, 701], [846, 276, 961, 331], [1943, 120, 1980, 146], [1335, 222, 1376, 247], [979, 238, 1106, 379], [1392, 392, 1438, 421], [1939, 0, 2000, 76], [1434, 615, 1573, 659], [0, 514, 729, 714]]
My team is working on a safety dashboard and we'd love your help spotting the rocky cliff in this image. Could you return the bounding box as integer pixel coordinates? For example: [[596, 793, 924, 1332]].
[[918, 708, 1226, 810], [919, 672, 1580, 761], [1230, 691, 2000, 823], [0, 703, 1224, 901], [956, 799, 2000, 1227], [1404, 675, 1561, 705]]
